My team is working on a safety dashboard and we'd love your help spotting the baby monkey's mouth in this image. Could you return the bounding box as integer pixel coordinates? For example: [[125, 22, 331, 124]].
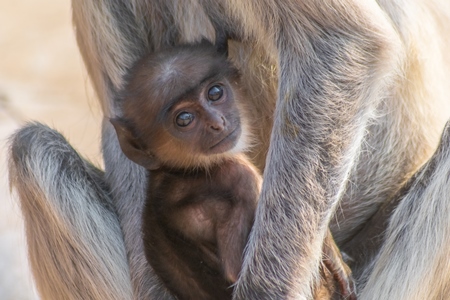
[[208, 126, 241, 154]]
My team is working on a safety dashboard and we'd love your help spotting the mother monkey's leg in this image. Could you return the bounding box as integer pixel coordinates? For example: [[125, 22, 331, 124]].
[[9, 123, 133, 300]]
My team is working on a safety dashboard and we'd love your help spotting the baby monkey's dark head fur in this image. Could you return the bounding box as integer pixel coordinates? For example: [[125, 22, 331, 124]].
[[112, 40, 251, 170]]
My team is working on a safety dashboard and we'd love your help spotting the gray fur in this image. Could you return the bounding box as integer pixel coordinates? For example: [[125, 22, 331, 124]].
[[8, 123, 133, 300], [361, 121, 450, 299]]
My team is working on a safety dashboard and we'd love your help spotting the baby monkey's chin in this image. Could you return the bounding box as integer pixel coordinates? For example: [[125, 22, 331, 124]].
[[207, 127, 242, 155]]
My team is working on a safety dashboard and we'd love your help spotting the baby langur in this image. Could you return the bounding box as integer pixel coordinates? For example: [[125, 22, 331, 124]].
[[112, 41, 258, 300], [111, 41, 355, 300]]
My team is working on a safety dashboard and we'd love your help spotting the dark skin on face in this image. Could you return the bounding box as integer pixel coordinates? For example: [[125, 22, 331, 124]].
[[112, 41, 355, 300], [112, 41, 244, 171]]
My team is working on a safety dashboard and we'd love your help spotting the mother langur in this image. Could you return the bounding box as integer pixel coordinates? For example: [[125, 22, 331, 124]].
[[9, 1, 450, 299]]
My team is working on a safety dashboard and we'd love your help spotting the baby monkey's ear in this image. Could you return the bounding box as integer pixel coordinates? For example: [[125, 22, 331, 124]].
[[110, 118, 161, 170]]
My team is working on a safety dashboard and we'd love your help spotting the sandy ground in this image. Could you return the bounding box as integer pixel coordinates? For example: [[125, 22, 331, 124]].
[[0, 1, 103, 298]]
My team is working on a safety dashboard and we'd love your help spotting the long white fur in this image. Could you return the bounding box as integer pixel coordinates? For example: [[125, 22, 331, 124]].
[[361, 122, 450, 300], [8, 123, 133, 300]]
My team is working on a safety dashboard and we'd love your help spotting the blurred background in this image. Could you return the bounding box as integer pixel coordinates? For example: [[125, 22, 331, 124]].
[[0, 1, 103, 298]]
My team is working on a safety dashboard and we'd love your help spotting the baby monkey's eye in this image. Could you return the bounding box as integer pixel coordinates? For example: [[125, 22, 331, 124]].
[[176, 112, 195, 127], [207, 85, 224, 101]]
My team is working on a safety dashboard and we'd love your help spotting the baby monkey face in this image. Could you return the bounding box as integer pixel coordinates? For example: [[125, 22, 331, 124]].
[[164, 78, 242, 156], [112, 41, 248, 170]]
